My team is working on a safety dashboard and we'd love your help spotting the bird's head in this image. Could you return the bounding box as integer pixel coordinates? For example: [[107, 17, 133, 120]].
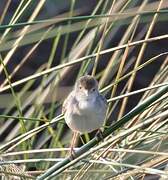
[[75, 75, 99, 101]]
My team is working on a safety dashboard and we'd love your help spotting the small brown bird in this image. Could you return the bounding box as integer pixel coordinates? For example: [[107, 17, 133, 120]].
[[62, 75, 107, 157]]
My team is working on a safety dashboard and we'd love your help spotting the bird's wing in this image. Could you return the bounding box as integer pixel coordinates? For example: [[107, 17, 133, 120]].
[[100, 94, 108, 106], [62, 91, 74, 114]]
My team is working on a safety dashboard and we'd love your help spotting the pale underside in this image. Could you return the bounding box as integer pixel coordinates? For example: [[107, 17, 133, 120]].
[[63, 91, 107, 134]]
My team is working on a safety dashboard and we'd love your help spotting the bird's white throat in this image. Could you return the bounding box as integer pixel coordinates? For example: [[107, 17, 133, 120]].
[[78, 98, 96, 111]]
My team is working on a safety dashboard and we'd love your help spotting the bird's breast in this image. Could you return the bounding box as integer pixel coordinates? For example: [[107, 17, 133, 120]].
[[65, 98, 105, 133], [78, 99, 96, 113]]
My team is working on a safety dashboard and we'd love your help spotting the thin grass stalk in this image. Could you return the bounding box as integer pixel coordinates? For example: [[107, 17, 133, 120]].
[[125, 133, 165, 147], [10, 11, 79, 41], [61, 0, 76, 62], [0, 159, 63, 164], [2, 147, 168, 158], [0, 114, 49, 122], [89, 159, 168, 178], [0, 10, 168, 31], [107, 82, 168, 103], [0, 0, 12, 24]]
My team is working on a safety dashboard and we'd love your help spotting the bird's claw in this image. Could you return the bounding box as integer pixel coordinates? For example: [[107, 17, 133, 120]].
[[69, 148, 76, 160], [95, 129, 104, 141]]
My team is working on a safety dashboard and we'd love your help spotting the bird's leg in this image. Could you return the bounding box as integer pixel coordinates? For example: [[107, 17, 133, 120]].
[[69, 132, 78, 159], [95, 129, 104, 142]]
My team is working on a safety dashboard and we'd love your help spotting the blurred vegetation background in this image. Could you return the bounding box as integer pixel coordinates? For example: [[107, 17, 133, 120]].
[[0, 0, 168, 179]]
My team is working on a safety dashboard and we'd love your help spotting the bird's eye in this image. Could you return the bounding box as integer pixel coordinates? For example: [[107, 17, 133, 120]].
[[79, 86, 82, 89], [92, 88, 95, 91]]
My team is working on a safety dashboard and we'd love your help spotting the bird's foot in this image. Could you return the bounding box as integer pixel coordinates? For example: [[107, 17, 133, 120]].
[[69, 147, 76, 160], [95, 129, 104, 142]]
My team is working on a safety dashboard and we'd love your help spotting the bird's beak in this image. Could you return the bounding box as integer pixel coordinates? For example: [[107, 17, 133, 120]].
[[84, 89, 89, 96]]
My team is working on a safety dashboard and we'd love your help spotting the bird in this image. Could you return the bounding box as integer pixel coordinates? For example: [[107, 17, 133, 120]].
[[62, 75, 107, 158]]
